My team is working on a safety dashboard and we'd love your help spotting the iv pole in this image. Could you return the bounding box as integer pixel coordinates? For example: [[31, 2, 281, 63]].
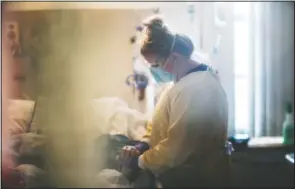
[[125, 7, 161, 102]]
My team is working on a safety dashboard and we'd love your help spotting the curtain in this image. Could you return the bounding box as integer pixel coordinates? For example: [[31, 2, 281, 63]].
[[249, 2, 294, 137]]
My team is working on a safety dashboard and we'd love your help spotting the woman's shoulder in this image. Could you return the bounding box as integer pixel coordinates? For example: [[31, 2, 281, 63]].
[[171, 72, 212, 92], [168, 72, 225, 102]]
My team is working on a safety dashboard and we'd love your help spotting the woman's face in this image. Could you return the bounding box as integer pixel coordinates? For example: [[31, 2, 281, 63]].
[[142, 53, 159, 66], [143, 53, 171, 69], [143, 52, 185, 75]]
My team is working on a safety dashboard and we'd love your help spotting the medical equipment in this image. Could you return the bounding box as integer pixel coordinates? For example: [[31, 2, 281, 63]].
[[125, 7, 161, 101], [282, 102, 294, 145], [125, 73, 149, 101], [187, 3, 195, 23], [228, 134, 250, 152], [125, 23, 149, 101], [285, 153, 294, 164], [212, 33, 223, 55], [214, 3, 228, 28]]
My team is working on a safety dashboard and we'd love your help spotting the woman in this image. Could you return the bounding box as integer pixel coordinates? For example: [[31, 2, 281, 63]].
[[121, 16, 231, 187]]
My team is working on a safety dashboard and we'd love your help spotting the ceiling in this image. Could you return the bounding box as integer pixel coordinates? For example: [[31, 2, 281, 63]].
[[3, 1, 193, 11]]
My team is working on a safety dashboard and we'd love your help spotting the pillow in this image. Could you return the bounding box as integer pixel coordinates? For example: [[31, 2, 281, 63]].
[[90, 97, 148, 140], [29, 97, 48, 134], [8, 100, 35, 136]]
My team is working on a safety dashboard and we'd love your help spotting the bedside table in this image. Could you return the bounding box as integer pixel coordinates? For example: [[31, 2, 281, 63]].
[[231, 137, 294, 188]]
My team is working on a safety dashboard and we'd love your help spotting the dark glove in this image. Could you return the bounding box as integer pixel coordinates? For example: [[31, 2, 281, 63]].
[[134, 141, 150, 154], [120, 142, 149, 160], [121, 156, 141, 182], [119, 141, 149, 182]]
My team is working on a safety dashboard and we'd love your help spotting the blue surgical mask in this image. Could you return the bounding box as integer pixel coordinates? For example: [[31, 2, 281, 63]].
[[150, 67, 175, 83]]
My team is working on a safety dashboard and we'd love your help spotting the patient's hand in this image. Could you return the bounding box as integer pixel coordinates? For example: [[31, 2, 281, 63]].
[[120, 141, 150, 160], [121, 146, 140, 159]]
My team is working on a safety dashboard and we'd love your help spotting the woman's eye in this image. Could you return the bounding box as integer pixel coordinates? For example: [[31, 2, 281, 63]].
[[151, 63, 159, 67]]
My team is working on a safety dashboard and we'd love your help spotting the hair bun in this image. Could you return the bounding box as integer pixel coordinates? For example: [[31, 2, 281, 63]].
[[142, 15, 167, 33]]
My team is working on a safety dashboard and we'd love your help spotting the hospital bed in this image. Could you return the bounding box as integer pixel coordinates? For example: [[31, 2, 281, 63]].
[[6, 98, 156, 188]]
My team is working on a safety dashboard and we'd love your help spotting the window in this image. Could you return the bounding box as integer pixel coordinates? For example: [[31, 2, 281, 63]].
[[233, 2, 251, 134], [148, 3, 253, 135]]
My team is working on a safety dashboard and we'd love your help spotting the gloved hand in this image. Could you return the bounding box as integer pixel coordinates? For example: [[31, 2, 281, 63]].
[[120, 156, 140, 182], [121, 142, 149, 159], [134, 141, 150, 154], [119, 142, 149, 182]]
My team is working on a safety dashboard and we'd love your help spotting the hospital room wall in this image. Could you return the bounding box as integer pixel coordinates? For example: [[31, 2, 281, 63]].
[[197, 3, 236, 136], [3, 10, 154, 114], [73, 10, 154, 114], [2, 11, 40, 100]]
